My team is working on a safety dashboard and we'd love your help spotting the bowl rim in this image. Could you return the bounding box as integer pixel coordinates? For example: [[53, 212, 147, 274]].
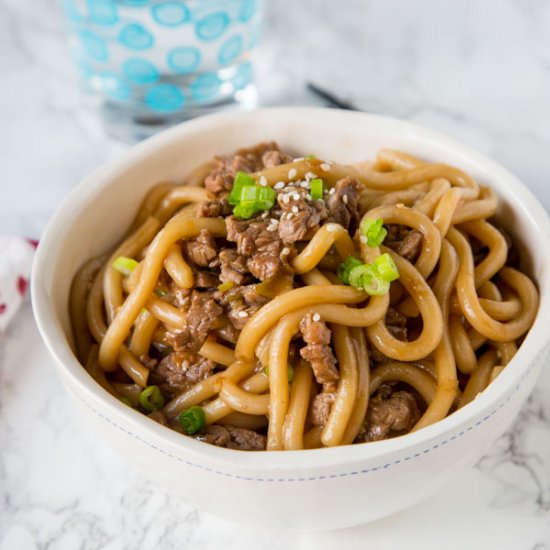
[[31, 107, 550, 472]]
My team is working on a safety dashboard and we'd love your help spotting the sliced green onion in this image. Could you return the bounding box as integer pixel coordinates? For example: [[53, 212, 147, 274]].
[[112, 256, 138, 276], [240, 185, 261, 202], [337, 256, 363, 284], [228, 171, 256, 205], [138, 385, 165, 412], [119, 397, 133, 407], [217, 280, 235, 292], [362, 273, 390, 296], [310, 178, 324, 200], [154, 287, 167, 297], [233, 186, 277, 220], [348, 264, 375, 289], [304, 154, 316, 159], [178, 405, 206, 434], [233, 202, 259, 220], [263, 365, 295, 382], [373, 253, 399, 282], [360, 218, 388, 248]]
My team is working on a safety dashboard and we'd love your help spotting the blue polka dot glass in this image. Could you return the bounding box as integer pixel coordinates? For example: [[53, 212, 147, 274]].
[[62, 0, 262, 140]]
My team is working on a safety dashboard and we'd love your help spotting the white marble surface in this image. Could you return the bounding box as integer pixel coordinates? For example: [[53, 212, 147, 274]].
[[1, 0, 550, 548]]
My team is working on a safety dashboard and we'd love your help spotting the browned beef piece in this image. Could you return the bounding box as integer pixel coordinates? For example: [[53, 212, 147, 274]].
[[196, 424, 266, 451], [385, 224, 423, 263], [299, 313, 339, 385], [246, 242, 287, 281], [165, 290, 222, 353], [215, 284, 269, 330], [194, 271, 219, 289], [215, 322, 240, 345], [310, 391, 337, 427], [139, 354, 158, 370], [277, 187, 328, 243], [184, 229, 218, 268], [385, 306, 408, 341], [151, 352, 215, 397], [198, 198, 232, 218], [219, 248, 249, 286], [356, 386, 420, 442], [262, 149, 293, 169], [368, 345, 391, 364], [148, 410, 167, 426], [204, 142, 285, 197], [326, 176, 364, 231], [226, 216, 289, 281]]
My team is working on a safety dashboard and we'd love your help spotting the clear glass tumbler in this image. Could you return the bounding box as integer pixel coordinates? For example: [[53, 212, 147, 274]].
[[62, 0, 262, 140]]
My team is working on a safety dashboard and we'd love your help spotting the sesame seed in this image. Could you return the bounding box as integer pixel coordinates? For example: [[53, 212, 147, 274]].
[[325, 223, 340, 233], [288, 168, 297, 179], [267, 224, 278, 232], [237, 311, 248, 318], [329, 188, 336, 195], [261, 211, 269, 219], [312, 313, 321, 322], [306, 194, 312, 201], [320, 163, 331, 172], [293, 157, 304, 162], [396, 202, 405, 208], [274, 181, 285, 190], [360, 235, 368, 244], [300, 181, 309, 188], [305, 172, 318, 180], [291, 205, 299, 214], [343, 194, 348, 204], [259, 176, 268, 187], [287, 213, 294, 220], [292, 192, 300, 201], [181, 360, 190, 371], [270, 218, 279, 226], [282, 195, 290, 205], [282, 247, 290, 255]]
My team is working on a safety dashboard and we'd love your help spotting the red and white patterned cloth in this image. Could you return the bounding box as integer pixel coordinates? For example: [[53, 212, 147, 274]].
[[0, 236, 37, 333]]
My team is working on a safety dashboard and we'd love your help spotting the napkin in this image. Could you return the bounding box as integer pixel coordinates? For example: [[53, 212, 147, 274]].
[[0, 236, 37, 333]]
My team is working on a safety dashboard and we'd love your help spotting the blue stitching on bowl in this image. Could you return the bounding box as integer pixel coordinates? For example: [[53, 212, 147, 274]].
[[69, 349, 542, 483]]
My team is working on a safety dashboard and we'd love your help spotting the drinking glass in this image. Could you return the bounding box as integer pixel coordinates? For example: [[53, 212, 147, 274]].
[[62, 0, 262, 140]]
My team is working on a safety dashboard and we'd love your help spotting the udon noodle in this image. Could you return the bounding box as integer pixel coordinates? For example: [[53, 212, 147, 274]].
[[70, 143, 539, 451]]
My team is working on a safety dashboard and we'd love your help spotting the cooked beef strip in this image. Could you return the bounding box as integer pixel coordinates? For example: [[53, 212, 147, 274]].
[[277, 187, 329, 243], [184, 229, 218, 268], [151, 352, 215, 398], [148, 410, 167, 426], [194, 270, 219, 289], [198, 198, 232, 218], [215, 322, 240, 345], [204, 142, 286, 197], [310, 391, 337, 427], [385, 224, 423, 263], [326, 176, 364, 231], [385, 306, 408, 341], [214, 284, 269, 330], [196, 424, 267, 451], [226, 215, 290, 281], [164, 290, 222, 353], [299, 313, 339, 385], [139, 354, 158, 370], [262, 149, 293, 169], [355, 385, 420, 443], [218, 248, 249, 286]]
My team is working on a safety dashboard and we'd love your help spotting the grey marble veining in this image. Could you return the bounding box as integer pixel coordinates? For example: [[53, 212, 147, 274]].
[[1, 0, 550, 548]]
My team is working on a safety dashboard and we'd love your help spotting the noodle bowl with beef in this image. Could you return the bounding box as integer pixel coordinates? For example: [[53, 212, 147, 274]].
[[70, 142, 539, 452]]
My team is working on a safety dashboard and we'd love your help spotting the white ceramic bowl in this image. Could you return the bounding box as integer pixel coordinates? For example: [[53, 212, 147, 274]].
[[32, 108, 550, 530]]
